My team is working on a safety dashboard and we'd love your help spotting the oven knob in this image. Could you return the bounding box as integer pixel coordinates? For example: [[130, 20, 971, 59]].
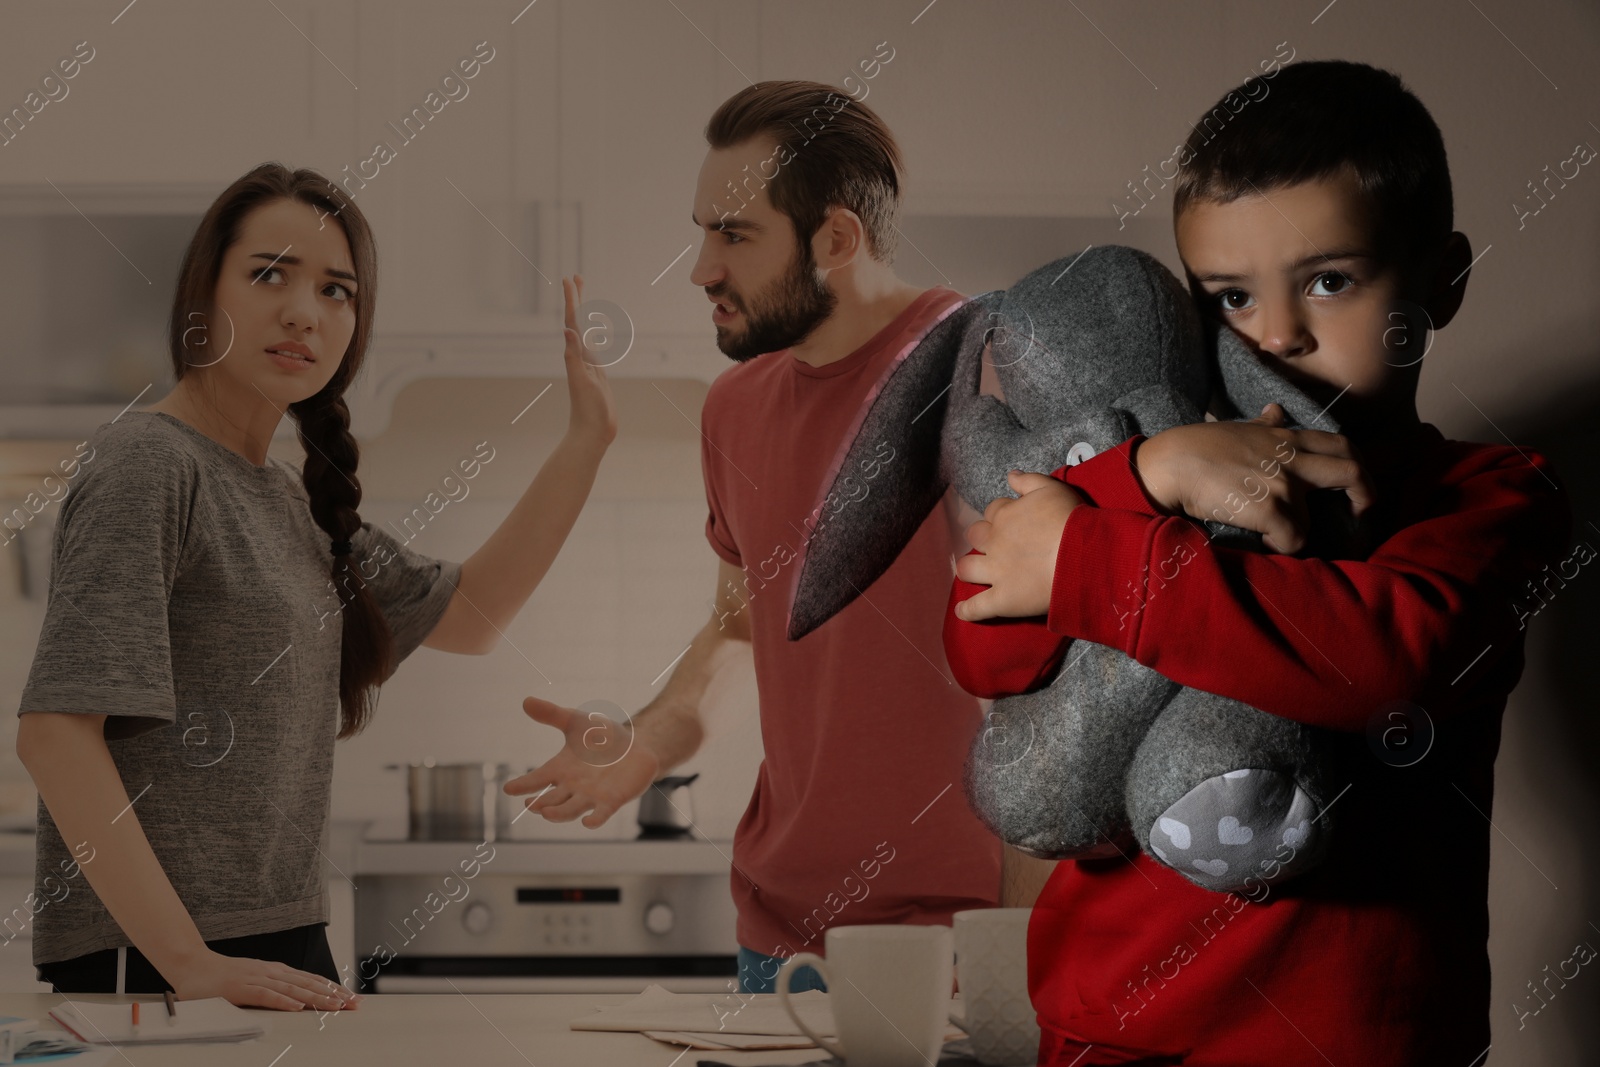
[[462, 902, 493, 935], [644, 901, 675, 936]]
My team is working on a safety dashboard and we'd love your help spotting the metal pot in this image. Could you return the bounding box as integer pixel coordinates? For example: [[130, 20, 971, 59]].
[[637, 773, 699, 840], [386, 761, 525, 841]]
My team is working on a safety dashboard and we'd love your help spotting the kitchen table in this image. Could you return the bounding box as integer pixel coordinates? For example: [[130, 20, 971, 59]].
[[0, 992, 961, 1066]]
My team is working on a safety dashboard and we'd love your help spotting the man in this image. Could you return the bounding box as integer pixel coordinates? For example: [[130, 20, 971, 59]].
[[506, 80, 1032, 995]]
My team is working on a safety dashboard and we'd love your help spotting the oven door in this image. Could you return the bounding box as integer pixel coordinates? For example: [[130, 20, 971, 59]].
[[352, 871, 741, 994]]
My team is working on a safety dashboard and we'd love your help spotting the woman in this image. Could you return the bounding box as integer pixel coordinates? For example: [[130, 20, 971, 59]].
[[15, 163, 615, 1011]]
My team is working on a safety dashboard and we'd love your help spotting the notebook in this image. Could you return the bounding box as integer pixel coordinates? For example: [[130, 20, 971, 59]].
[[0, 1016, 112, 1065], [48, 999, 267, 1045]]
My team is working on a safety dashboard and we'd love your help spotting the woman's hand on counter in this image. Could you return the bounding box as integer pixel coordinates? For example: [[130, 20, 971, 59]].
[[502, 697, 661, 829], [172, 950, 362, 1013]]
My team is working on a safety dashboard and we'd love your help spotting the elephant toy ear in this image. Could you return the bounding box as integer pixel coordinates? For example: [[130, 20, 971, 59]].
[[1207, 317, 1367, 558], [1209, 320, 1342, 433], [786, 291, 1002, 641]]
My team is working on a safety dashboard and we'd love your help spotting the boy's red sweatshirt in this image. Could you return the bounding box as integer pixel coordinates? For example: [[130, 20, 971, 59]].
[[944, 424, 1572, 1066]]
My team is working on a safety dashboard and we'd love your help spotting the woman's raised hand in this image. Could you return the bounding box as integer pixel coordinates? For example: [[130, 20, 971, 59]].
[[560, 275, 619, 450]]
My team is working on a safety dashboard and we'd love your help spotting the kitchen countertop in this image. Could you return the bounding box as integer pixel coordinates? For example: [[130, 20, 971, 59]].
[[2, 992, 870, 1066], [0, 821, 740, 880]]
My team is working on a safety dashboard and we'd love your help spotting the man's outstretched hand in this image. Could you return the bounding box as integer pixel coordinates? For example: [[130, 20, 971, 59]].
[[954, 471, 1083, 622], [502, 698, 661, 829]]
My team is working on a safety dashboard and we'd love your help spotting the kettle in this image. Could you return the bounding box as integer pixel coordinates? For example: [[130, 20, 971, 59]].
[[636, 773, 699, 840]]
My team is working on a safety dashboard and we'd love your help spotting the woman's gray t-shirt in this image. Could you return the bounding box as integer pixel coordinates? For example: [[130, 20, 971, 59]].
[[17, 411, 463, 965]]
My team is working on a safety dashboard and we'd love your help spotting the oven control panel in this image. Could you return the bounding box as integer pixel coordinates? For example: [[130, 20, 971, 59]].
[[353, 872, 737, 958], [531, 908, 596, 947]]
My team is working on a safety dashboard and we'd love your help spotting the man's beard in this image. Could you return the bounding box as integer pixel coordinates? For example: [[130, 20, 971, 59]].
[[710, 242, 838, 363]]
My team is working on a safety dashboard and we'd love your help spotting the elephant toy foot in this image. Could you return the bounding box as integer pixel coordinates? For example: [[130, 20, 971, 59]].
[[1144, 768, 1328, 893]]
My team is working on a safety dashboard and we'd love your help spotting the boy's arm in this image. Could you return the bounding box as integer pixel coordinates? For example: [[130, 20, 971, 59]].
[[1043, 447, 1570, 730], [944, 439, 1158, 696], [944, 570, 1066, 696]]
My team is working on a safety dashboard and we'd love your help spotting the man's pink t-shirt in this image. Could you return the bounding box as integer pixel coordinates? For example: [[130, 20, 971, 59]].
[[700, 286, 1001, 957]]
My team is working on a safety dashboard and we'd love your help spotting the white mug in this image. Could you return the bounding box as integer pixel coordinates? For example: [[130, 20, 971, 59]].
[[777, 924, 953, 1067], [951, 908, 1040, 1066]]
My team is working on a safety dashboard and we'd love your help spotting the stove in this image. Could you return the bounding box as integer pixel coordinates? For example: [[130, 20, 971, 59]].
[[351, 834, 740, 993]]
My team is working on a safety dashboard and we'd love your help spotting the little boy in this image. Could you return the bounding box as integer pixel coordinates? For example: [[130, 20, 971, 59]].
[[946, 61, 1572, 1065]]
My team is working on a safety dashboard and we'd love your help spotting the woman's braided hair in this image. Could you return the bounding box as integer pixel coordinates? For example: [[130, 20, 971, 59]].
[[167, 162, 392, 738]]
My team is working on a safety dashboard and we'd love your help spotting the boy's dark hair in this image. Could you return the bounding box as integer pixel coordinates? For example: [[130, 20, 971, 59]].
[[705, 79, 902, 262], [1173, 60, 1452, 266]]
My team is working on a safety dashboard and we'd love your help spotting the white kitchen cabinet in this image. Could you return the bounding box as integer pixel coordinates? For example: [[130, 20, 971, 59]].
[[350, 0, 551, 338], [346, 0, 747, 428], [751, 0, 1230, 219], [0, 2, 555, 325], [0, 1, 357, 186], [552, 0, 755, 338], [0, 0, 1233, 437], [368, 0, 741, 345]]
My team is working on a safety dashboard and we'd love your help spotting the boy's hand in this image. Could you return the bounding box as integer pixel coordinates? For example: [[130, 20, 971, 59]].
[[1134, 404, 1374, 554], [954, 471, 1083, 621]]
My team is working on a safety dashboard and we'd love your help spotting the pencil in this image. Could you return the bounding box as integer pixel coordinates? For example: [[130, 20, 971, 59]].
[[130, 1002, 139, 1029], [163, 989, 177, 1023]]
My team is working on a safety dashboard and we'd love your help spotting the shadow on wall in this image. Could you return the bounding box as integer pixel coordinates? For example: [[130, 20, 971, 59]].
[[1501, 360, 1600, 1056]]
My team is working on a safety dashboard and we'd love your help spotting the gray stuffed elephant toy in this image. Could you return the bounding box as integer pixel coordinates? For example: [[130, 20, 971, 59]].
[[785, 246, 1356, 893]]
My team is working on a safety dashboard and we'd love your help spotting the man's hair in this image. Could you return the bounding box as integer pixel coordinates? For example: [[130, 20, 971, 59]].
[[1173, 60, 1453, 265], [705, 80, 902, 262]]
